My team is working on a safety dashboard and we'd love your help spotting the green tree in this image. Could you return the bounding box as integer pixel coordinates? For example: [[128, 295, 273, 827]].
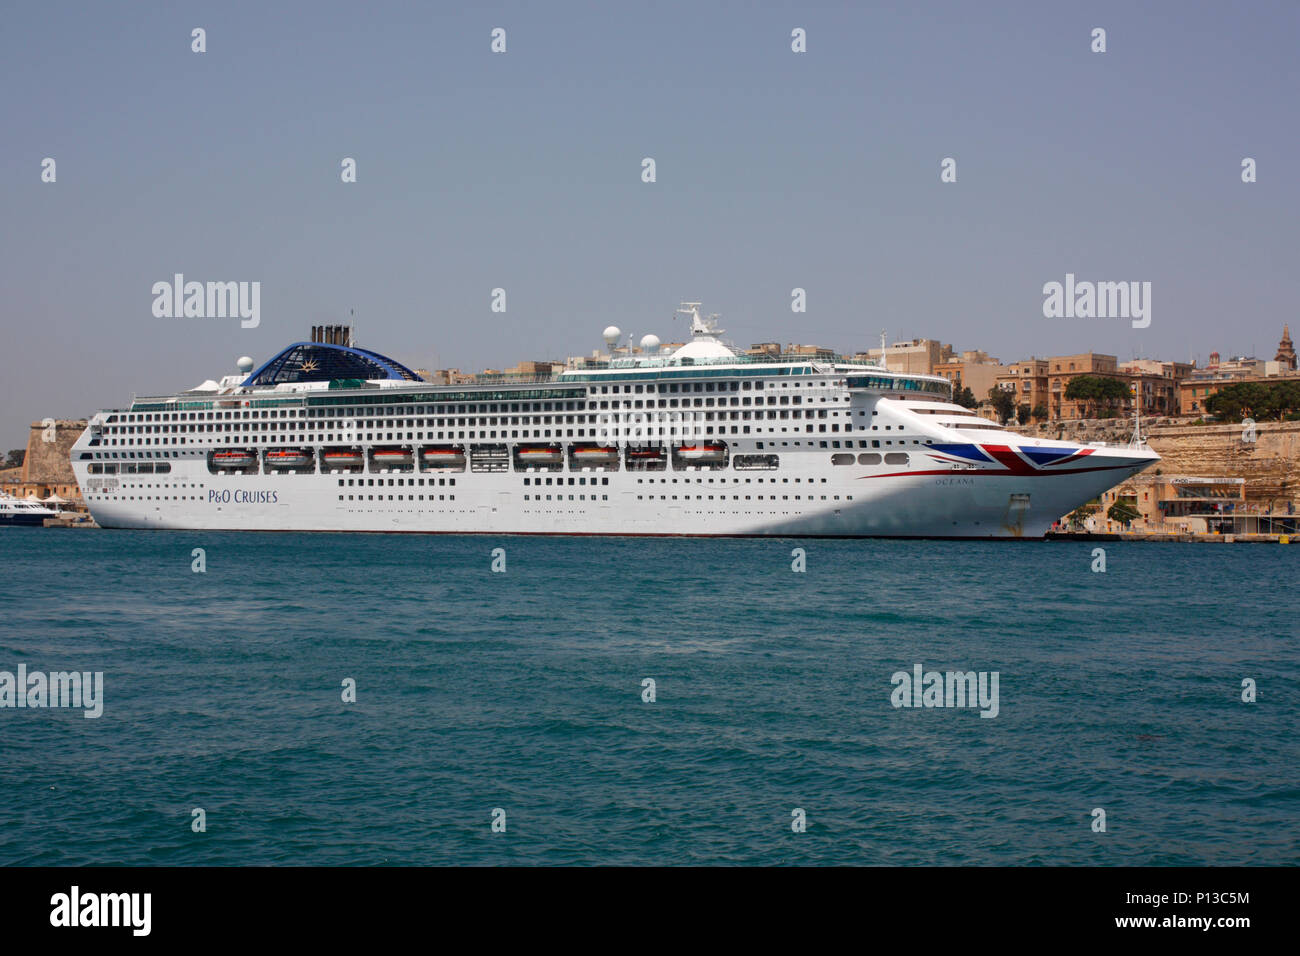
[[986, 386, 1016, 425], [954, 386, 978, 409], [1277, 380, 1300, 417], [1016, 403, 1031, 425], [1207, 380, 1299, 421], [1063, 376, 1097, 416], [1030, 403, 1048, 422], [5, 449, 24, 469], [1066, 503, 1098, 530], [1065, 375, 1129, 418], [1107, 499, 1141, 525]]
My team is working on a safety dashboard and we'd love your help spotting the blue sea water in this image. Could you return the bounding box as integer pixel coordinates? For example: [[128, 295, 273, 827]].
[[0, 529, 1295, 866]]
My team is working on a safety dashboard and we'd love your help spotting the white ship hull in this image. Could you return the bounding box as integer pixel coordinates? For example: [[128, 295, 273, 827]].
[[72, 444, 1154, 538]]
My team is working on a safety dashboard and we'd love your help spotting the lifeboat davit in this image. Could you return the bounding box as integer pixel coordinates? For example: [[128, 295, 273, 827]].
[[212, 449, 256, 469], [421, 446, 466, 466], [516, 445, 563, 465], [323, 449, 364, 468], [265, 448, 311, 468], [677, 443, 726, 462], [572, 445, 620, 463], [372, 448, 414, 467]]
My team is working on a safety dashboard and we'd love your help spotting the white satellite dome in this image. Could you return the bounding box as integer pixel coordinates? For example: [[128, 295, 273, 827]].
[[236, 356, 255, 373], [672, 339, 735, 361], [640, 334, 661, 351]]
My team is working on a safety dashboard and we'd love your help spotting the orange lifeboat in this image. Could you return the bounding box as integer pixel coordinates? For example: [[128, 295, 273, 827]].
[[323, 448, 364, 468], [421, 446, 466, 466], [371, 447, 413, 468], [677, 443, 726, 462], [265, 448, 311, 468], [516, 445, 563, 465], [572, 445, 619, 463]]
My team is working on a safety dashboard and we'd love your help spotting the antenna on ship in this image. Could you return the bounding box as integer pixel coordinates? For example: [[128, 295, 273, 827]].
[[879, 330, 888, 369], [1129, 379, 1144, 448], [675, 302, 724, 338]]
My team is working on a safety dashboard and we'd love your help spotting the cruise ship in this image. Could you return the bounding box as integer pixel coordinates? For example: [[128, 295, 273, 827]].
[[71, 304, 1159, 537]]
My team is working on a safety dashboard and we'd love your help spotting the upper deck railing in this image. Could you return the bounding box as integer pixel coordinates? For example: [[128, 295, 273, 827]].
[[120, 352, 951, 410]]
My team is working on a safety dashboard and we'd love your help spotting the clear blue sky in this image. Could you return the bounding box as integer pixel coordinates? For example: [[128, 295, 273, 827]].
[[3, 0, 1297, 447]]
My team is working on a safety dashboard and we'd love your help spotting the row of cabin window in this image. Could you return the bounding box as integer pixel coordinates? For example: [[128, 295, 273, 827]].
[[340, 495, 455, 502], [634, 495, 851, 502], [105, 404, 846, 435], [103, 420, 862, 446], [637, 477, 830, 483], [523, 495, 610, 501], [115, 379, 861, 425], [112, 377, 919, 425], [336, 477, 456, 487], [91, 431, 927, 464]]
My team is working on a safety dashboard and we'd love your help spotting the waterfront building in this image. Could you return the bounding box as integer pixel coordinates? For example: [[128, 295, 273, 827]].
[[1045, 353, 1121, 420], [934, 353, 1010, 408], [1118, 360, 1193, 418], [1087, 475, 1295, 535], [861, 338, 953, 375], [1178, 334, 1300, 415]]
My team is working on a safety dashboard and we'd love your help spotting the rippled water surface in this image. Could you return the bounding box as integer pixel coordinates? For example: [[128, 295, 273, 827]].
[[1, 529, 1296, 865]]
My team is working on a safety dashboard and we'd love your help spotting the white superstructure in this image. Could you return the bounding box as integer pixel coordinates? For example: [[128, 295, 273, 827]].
[[71, 306, 1159, 537]]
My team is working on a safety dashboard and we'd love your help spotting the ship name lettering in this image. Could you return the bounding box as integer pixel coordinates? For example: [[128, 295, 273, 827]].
[[208, 489, 279, 504]]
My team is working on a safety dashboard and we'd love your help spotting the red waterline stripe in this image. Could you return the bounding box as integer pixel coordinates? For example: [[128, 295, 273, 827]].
[[858, 463, 1140, 480]]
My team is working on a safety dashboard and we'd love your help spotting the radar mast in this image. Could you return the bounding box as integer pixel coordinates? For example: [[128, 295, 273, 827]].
[[676, 302, 725, 339]]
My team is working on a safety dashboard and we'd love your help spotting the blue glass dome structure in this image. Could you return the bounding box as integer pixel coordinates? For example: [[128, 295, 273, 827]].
[[241, 342, 421, 387]]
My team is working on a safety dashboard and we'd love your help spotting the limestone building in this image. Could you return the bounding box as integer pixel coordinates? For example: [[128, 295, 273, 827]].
[[0, 420, 88, 509]]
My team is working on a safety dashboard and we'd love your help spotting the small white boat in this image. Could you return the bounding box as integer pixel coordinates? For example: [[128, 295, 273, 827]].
[[0, 492, 57, 527]]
